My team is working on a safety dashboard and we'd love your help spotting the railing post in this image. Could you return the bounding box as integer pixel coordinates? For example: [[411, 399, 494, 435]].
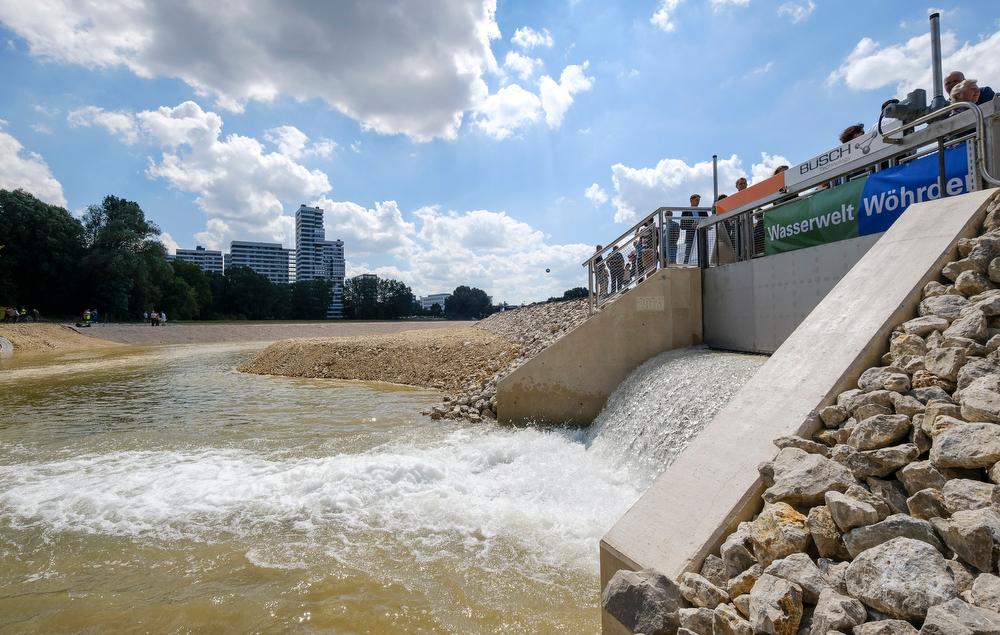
[[658, 208, 666, 269], [587, 260, 594, 315]]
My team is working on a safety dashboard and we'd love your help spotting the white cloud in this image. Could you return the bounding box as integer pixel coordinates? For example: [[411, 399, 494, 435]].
[[827, 27, 1000, 97], [160, 231, 178, 254], [710, 0, 750, 9], [350, 140, 362, 154], [264, 125, 336, 160], [651, 0, 682, 33], [474, 84, 543, 139], [539, 62, 594, 127], [608, 152, 786, 223], [0, 0, 500, 141], [776, 0, 815, 23], [31, 123, 53, 135], [0, 126, 67, 207], [750, 61, 774, 76], [584, 183, 608, 206], [67, 106, 140, 144], [503, 50, 543, 81], [511, 26, 553, 50], [311, 198, 416, 258]]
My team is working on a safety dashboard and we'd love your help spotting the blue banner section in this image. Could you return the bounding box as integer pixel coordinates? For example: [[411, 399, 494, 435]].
[[858, 142, 971, 236]]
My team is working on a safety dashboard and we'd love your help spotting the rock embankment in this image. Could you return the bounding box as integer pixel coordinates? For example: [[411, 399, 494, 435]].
[[0, 324, 116, 354], [603, 192, 1000, 634], [240, 299, 590, 422]]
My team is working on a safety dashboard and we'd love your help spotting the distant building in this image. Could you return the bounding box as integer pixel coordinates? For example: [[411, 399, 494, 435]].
[[420, 293, 451, 311], [226, 241, 293, 284], [295, 205, 346, 318], [171, 245, 224, 274]]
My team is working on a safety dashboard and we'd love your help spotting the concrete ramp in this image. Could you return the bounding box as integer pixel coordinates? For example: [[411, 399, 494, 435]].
[[497, 268, 702, 425], [599, 187, 998, 631]]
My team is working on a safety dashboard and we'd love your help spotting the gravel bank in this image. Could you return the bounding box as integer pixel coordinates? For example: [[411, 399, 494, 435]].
[[0, 324, 117, 354]]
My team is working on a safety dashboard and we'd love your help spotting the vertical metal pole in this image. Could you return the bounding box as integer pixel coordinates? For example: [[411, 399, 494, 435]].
[[929, 13, 946, 110], [658, 208, 666, 269], [938, 138, 948, 198], [712, 155, 719, 209], [587, 260, 594, 315]]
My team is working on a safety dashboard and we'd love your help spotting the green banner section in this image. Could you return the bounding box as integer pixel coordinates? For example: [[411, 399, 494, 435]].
[[763, 177, 867, 255]]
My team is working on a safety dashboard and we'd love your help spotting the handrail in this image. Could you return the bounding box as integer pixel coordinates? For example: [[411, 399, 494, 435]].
[[580, 206, 713, 267]]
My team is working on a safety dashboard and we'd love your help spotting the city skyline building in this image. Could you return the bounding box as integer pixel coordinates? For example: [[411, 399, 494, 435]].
[[170, 245, 224, 274], [419, 293, 451, 311], [225, 241, 294, 284], [294, 204, 346, 318]]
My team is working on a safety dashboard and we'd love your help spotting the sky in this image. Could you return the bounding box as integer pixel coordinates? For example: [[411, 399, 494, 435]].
[[1, 0, 999, 303]]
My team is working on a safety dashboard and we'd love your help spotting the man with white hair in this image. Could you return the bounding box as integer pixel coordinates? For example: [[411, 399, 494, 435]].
[[950, 78, 996, 106]]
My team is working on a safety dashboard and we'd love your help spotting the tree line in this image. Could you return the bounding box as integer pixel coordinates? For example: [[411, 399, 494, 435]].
[[0, 189, 499, 321]]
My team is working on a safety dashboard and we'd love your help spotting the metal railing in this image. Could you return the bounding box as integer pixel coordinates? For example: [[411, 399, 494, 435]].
[[582, 206, 714, 311], [696, 97, 999, 268]]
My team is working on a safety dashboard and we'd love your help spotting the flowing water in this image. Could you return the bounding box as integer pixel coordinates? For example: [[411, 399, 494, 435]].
[[0, 342, 764, 634]]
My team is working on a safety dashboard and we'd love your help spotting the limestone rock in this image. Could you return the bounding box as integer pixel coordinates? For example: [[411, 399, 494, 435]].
[[859, 367, 911, 393], [866, 477, 911, 515], [820, 405, 849, 428], [679, 607, 715, 635], [844, 537, 958, 620], [926, 280, 953, 298], [959, 375, 1000, 423], [907, 488, 951, 520], [843, 514, 944, 558], [853, 620, 919, 635], [700, 554, 729, 589], [679, 572, 730, 609], [920, 597, 1000, 635], [602, 568, 683, 635], [925, 348, 968, 383], [931, 508, 1000, 572], [733, 594, 750, 618], [841, 444, 920, 479], [991, 256, 1000, 283], [848, 415, 912, 451], [809, 589, 866, 635], [892, 333, 930, 358], [957, 357, 1000, 391], [920, 295, 970, 321], [749, 574, 804, 635], [817, 560, 850, 595], [970, 574, 1000, 613], [931, 421, 1000, 469], [807, 506, 849, 560], [750, 503, 812, 567], [943, 479, 998, 514], [722, 522, 758, 578], [840, 390, 896, 415], [926, 415, 967, 438], [763, 448, 857, 506], [826, 490, 881, 532], [948, 560, 978, 594], [944, 259, 984, 282], [728, 564, 764, 598], [858, 404, 893, 420], [910, 386, 956, 404], [955, 271, 993, 297], [891, 392, 927, 418], [714, 602, 753, 635], [775, 436, 832, 457], [899, 460, 950, 496], [763, 553, 831, 604], [905, 316, 952, 337]]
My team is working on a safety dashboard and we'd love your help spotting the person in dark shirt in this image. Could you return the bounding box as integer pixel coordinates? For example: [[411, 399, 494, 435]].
[[682, 194, 703, 265]]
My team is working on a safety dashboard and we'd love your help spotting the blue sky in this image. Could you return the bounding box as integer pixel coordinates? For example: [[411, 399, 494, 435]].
[[1, 0, 998, 302]]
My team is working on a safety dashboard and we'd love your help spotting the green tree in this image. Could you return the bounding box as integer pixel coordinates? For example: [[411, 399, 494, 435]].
[[170, 259, 212, 317], [217, 266, 280, 319], [562, 287, 588, 300], [0, 189, 86, 314], [343, 275, 379, 319], [445, 285, 492, 319], [429, 302, 443, 317], [377, 278, 415, 318], [289, 280, 332, 319]]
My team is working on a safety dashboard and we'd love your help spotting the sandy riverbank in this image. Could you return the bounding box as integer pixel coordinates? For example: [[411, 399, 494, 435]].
[[238, 327, 519, 392], [0, 324, 117, 354]]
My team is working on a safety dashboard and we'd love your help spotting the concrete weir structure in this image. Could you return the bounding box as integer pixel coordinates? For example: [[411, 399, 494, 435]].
[[496, 268, 702, 425], [599, 188, 999, 633]]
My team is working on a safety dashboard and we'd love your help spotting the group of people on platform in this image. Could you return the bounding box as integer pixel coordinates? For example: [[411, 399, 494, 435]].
[[590, 70, 995, 300], [2, 307, 39, 323]]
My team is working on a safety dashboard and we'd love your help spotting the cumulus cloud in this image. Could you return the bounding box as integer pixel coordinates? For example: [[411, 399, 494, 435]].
[[511, 26, 553, 50], [539, 62, 594, 127], [264, 125, 336, 159], [474, 84, 543, 139], [608, 152, 788, 223], [503, 51, 543, 81], [0, 0, 500, 141], [67, 106, 140, 144], [827, 27, 1000, 97], [584, 183, 608, 206], [0, 126, 67, 206], [776, 0, 815, 23], [710, 0, 750, 9], [159, 231, 179, 254], [311, 198, 416, 258], [651, 0, 682, 33]]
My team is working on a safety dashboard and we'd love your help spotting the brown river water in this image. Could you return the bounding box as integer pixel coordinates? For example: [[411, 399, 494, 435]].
[[0, 343, 662, 634]]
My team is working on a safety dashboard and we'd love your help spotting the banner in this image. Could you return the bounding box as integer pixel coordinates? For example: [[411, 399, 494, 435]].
[[858, 142, 972, 235], [763, 177, 865, 255], [763, 142, 972, 255]]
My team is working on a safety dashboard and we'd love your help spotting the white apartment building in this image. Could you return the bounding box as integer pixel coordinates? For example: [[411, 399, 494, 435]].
[[171, 246, 224, 274], [226, 241, 293, 284], [419, 293, 451, 311], [294, 205, 346, 318]]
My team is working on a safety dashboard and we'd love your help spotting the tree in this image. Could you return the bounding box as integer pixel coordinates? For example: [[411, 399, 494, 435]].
[[429, 302, 443, 317], [377, 278, 415, 318], [445, 285, 492, 319], [170, 259, 212, 317], [289, 280, 332, 319], [343, 275, 379, 319], [563, 287, 588, 300], [0, 189, 85, 313]]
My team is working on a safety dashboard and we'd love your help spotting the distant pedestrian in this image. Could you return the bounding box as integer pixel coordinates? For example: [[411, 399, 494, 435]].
[[143, 311, 149, 321], [160, 311, 167, 325], [31, 308, 39, 322]]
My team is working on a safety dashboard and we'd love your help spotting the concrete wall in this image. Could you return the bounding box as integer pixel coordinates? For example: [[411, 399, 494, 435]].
[[497, 269, 702, 425], [703, 233, 881, 354], [600, 188, 998, 633]]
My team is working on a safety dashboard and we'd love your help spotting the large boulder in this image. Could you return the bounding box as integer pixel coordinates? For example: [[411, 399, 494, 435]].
[[721, 522, 758, 579], [944, 309, 989, 342], [942, 479, 998, 513], [678, 572, 729, 609], [762, 448, 857, 506], [848, 414, 912, 451], [810, 588, 866, 634], [970, 574, 1000, 613], [920, 597, 1000, 635], [854, 620, 919, 635], [750, 503, 811, 567], [844, 537, 958, 620], [931, 508, 1000, 572], [859, 367, 911, 393], [919, 295, 970, 321], [930, 421, 1000, 469], [602, 568, 683, 635], [904, 316, 952, 337], [924, 347, 968, 383], [699, 554, 728, 589], [748, 574, 803, 635], [762, 553, 831, 604], [959, 375, 1000, 423], [714, 602, 753, 635], [955, 271, 993, 297], [806, 505, 849, 560], [842, 513, 944, 558], [826, 490, 881, 532], [840, 443, 921, 478], [898, 460, 950, 495], [678, 607, 715, 634]]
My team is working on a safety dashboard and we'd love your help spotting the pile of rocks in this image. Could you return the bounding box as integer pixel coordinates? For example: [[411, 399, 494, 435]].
[[424, 299, 589, 422], [603, 194, 1000, 634]]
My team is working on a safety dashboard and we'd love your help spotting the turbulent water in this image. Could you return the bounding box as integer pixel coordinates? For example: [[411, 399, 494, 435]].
[[0, 342, 764, 633]]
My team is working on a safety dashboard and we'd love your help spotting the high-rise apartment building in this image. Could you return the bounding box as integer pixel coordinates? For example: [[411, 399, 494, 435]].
[[295, 205, 346, 318], [171, 246, 224, 274], [226, 241, 293, 284]]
